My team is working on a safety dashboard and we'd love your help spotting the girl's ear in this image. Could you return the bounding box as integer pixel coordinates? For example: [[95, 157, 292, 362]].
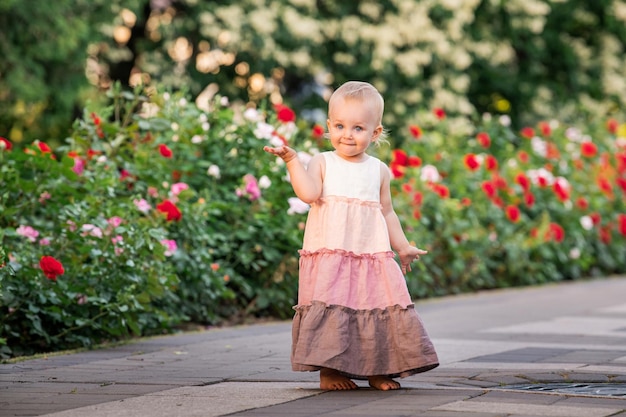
[[372, 124, 383, 141]]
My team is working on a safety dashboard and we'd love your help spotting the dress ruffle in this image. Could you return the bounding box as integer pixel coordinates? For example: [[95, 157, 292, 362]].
[[292, 301, 439, 379], [298, 249, 413, 310]]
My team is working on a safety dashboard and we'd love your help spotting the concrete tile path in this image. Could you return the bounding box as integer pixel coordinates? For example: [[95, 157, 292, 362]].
[[1, 276, 626, 416]]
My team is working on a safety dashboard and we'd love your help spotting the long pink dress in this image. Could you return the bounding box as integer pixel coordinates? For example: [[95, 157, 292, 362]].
[[291, 151, 439, 379]]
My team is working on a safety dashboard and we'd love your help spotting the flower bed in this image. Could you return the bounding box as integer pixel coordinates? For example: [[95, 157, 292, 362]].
[[390, 111, 626, 297]]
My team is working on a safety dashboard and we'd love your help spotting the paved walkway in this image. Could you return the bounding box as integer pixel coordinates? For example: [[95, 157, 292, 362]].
[[2, 276, 626, 417]]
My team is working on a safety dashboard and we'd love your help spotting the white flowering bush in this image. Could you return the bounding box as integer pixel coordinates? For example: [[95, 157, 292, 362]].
[[88, 0, 626, 143]]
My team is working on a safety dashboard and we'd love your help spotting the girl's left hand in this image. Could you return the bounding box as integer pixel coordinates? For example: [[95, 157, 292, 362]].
[[398, 246, 428, 274]]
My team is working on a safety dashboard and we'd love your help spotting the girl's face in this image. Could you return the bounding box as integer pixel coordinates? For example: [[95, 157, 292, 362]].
[[327, 97, 382, 162]]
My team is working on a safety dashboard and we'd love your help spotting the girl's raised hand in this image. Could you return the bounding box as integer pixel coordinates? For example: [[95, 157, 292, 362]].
[[263, 145, 297, 163]]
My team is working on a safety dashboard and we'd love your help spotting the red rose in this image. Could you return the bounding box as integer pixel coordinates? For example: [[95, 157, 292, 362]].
[[159, 144, 173, 158], [476, 132, 490, 148], [552, 224, 565, 242], [0, 137, 12, 151], [515, 173, 530, 192], [481, 180, 496, 198], [391, 149, 409, 166], [597, 177, 612, 195], [87, 149, 101, 159], [407, 156, 422, 167], [545, 223, 565, 243], [553, 181, 570, 202], [430, 183, 449, 198], [40, 256, 64, 281], [589, 212, 601, 225], [274, 104, 296, 123], [157, 200, 182, 221], [524, 192, 535, 208], [538, 121, 551, 137], [409, 125, 422, 139], [311, 124, 325, 138], [505, 205, 521, 223], [606, 118, 618, 134], [433, 108, 446, 120], [580, 141, 597, 158], [37, 141, 52, 153], [520, 127, 535, 139], [537, 175, 549, 188], [485, 155, 498, 171], [492, 175, 508, 189], [90, 112, 101, 126], [390, 162, 405, 178], [463, 153, 480, 171], [518, 150, 529, 163]]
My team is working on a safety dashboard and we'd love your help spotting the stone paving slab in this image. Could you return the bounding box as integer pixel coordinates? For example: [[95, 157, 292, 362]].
[[223, 387, 483, 417], [38, 382, 322, 417], [431, 399, 621, 417]]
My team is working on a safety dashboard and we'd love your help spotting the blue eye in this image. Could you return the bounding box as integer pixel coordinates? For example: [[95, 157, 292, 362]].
[[355, 126, 363, 132], [336, 124, 343, 129]]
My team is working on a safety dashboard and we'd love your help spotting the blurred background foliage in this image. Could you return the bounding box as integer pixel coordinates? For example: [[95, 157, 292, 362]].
[[1, 0, 625, 145]]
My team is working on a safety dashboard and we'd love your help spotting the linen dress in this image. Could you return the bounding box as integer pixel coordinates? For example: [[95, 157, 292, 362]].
[[291, 151, 439, 379]]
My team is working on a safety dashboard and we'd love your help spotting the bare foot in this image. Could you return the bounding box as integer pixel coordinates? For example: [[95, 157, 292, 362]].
[[320, 368, 358, 390], [368, 375, 401, 391]]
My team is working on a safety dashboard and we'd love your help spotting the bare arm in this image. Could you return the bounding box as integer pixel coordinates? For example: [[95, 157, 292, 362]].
[[263, 145, 324, 204], [379, 162, 427, 274]]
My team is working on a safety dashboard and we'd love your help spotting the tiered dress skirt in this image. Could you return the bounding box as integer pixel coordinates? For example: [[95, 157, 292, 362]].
[[291, 195, 439, 379]]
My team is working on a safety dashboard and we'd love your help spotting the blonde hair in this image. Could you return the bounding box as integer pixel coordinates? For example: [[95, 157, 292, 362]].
[[328, 81, 389, 145]]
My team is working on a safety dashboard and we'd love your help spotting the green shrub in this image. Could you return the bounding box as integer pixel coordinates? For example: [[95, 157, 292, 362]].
[[390, 111, 626, 296], [0, 84, 309, 358]]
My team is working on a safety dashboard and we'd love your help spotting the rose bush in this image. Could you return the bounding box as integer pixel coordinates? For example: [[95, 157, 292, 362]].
[[1, 84, 625, 359], [0, 84, 307, 358], [388, 110, 626, 296], [0, 118, 181, 358]]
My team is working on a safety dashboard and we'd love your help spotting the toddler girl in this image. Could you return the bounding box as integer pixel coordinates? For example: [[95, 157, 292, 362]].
[[264, 81, 439, 390]]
